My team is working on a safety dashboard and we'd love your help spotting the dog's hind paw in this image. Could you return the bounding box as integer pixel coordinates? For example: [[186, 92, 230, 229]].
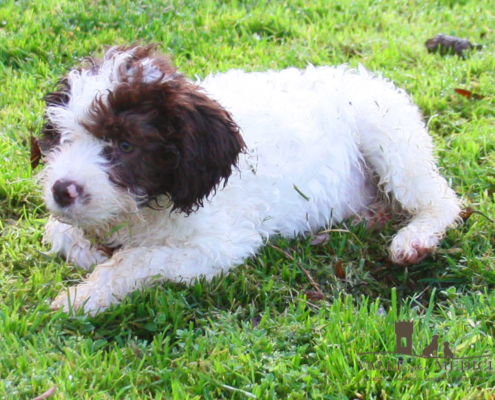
[[352, 202, 392, 230], [389, 226, 440, 265]]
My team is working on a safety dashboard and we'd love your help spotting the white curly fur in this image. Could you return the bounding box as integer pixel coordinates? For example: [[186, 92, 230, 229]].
[[42, 47, 461, 314]]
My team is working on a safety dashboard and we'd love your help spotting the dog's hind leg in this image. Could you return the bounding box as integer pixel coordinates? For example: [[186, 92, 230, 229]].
[[351, 71, 461, 264]]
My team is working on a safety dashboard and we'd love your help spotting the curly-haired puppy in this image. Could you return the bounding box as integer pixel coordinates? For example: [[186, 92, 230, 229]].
[[39, 45, 460, 314]]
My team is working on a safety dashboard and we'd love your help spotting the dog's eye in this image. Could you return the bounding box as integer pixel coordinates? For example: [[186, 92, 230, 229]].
[[118, 141, 134, 154]]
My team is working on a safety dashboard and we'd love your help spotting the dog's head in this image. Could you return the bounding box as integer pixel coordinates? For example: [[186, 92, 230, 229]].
[[39, 44, 245, 228]]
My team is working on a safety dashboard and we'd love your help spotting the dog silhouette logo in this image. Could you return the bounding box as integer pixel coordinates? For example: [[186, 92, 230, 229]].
[[421, 334, 439, 358], [443, 341, 455, 359]]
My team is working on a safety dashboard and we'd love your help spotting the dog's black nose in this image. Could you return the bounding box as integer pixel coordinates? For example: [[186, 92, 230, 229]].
[[52, 179, 83, 207]]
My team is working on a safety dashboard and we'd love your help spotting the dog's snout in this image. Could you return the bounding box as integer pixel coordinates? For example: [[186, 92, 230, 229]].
[[52, 179, 83, 207]]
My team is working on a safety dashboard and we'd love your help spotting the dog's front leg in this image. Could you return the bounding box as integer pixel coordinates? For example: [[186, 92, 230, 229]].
[[43, 216, 108, 270], [50, 244, 241, 314]]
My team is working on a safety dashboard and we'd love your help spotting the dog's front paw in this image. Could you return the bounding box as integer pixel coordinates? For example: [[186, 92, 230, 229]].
[[68, 244, 109, 270], [390, 226, 440, 265], [51, 258, 119, 314], [51, 282, 111, 315]]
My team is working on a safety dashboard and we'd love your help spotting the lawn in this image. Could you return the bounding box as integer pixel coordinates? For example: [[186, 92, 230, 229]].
[[1, 0, 495, 398]]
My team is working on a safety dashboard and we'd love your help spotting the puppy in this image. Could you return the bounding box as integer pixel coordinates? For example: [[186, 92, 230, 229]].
[[38, 44, 460, 314]]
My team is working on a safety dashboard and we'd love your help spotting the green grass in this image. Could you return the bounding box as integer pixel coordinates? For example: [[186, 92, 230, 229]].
[[1, 0, 495, 398]]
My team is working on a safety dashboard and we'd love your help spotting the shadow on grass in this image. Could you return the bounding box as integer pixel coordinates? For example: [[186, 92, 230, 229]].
[[47, 218, 487, 349]]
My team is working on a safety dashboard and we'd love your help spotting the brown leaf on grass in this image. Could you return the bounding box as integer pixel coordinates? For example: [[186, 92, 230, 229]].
[[311, 233, 330, 246], [305, 290, 325, 301], [425, 33, 482, 58], [30, 136, 42, 170], [460, 207, 494, 223], [460, 207, 474, 221], [454, 88, 485, 100], [33, 385, 57, 400], [335, 261, 346, 279]]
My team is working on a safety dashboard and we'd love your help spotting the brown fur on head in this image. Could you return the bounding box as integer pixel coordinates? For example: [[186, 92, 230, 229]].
[[42, 44, 246, 215], [39, 77, 70, 155]]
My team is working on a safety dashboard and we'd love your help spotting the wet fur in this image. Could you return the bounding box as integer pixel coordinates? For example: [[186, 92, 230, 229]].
[[40, 45, 461, 314]]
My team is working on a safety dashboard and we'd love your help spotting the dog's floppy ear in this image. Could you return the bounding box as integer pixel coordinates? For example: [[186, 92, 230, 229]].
[[85, 45, 245, 214], [167, 86, 245, 214], [39, 77, 71, 155], [116, 46, 246, 214]]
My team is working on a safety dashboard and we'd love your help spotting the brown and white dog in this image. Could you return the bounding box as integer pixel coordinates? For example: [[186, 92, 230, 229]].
[[38, 45, 461, 314]]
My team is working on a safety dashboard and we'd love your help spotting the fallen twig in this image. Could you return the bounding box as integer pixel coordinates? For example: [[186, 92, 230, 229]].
[[33, 385, 57, 400], [220, 384, 257, 399], [318, 228, 364, 245], [268, 244, 325, 298]]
